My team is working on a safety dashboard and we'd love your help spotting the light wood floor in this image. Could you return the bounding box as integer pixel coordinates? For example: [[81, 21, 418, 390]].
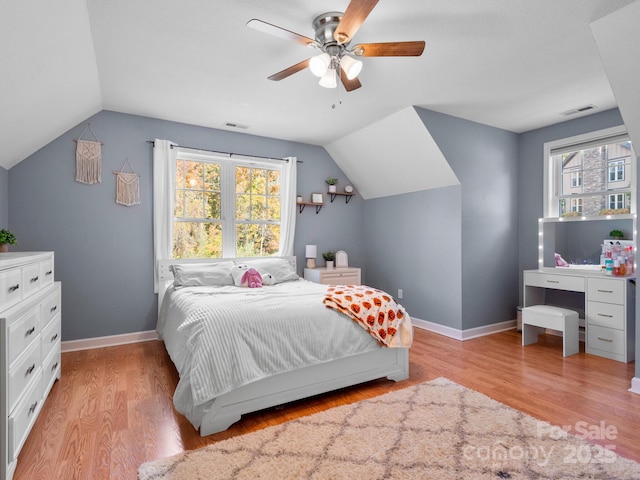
[[14, 327, 640, 479]]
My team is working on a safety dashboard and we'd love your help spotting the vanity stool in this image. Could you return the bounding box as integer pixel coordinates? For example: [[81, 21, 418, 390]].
[[522, 305, 579, 357]]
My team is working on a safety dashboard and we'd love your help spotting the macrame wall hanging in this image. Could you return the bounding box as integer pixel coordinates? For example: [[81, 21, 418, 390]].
[[113, 158, 140, 207], [74, 123, 102, 185]]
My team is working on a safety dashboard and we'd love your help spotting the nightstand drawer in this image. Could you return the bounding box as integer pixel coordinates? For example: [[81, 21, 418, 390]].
[[524, 272, 584, 292], [587, 277, 625, 304], [320, 272, 360, 285], [587, 301, 624, 330], [587, 324, 625, 356]]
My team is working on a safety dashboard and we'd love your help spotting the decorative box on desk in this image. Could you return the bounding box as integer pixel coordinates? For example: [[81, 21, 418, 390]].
[[304, 267, 361, 285], [0, 252, 61, 480]]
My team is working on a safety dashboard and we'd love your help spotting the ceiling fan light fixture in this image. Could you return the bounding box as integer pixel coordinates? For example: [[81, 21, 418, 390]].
[[340, 54, 363, 80], [309, 52, 331, 77], [319, 67, 337, 88]]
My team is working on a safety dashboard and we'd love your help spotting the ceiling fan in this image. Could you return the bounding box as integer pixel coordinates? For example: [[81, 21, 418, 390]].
[[247, 0, 425, 92]]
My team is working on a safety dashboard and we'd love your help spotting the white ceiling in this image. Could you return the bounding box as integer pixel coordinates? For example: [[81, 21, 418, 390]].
[[0, 0, 637, 170]]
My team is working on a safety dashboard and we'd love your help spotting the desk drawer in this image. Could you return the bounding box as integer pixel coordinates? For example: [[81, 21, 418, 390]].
[[587, 301, 624, 330], [524, 272, 585, 292], [588, 324, 625, 356], [587, 278, 624, 304]]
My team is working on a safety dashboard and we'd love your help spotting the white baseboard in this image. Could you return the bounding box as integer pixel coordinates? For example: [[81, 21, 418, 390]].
[[412, 317, 517, 341], [629, 377, 640, 395], [61, 330, 159, 353]]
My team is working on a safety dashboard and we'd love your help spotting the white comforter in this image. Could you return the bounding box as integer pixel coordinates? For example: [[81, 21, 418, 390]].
[[157, 279, 412, 427]]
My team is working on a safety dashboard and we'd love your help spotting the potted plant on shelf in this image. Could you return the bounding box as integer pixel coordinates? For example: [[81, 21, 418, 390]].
[[323, 251, 336, 269], [325, 177, 338, 193], [0, 229, 17, 252], [609, 229, 624, 240], [296, 193, 303, 203]]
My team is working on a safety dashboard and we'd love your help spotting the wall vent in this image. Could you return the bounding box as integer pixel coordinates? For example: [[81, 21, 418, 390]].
[[561, 105, 597, 116], [224, 122, 249, 129]]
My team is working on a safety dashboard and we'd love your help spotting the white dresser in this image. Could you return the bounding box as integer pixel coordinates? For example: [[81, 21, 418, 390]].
[[304, 267, 361, 285], [524, 269, 634, 363], [0, 252, 61, 480]]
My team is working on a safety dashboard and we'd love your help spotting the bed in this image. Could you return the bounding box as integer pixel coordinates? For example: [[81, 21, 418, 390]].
[[157, 256, 412, 436]]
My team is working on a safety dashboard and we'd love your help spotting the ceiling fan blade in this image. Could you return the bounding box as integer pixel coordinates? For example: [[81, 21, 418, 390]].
[[334, 0, 379, 44], [247, 19, 316, 47], [268, 59, 310, 81], [352, 41, 426, 57], [340, 69, 362, 92]]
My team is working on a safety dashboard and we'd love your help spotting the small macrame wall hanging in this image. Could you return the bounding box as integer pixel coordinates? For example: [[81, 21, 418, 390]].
[[113, 158, 140, 207], [74, 123, 102, 185]]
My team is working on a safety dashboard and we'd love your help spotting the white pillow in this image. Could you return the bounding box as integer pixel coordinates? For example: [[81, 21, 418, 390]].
[[171, 261, 235, 287], [244, 258, 299, 283]]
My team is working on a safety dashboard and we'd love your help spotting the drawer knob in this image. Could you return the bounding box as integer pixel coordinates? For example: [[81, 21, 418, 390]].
[[25, 363, 35, 376], [51, 362, 58, 371], [51, 333, 58, 342], [9, 284, 20, 292], [28, 401, 38, 415], [597, 289, 614, 293], [546, 280, 560, 284], [597, 337, 613, 343], [45, 270, 53, 276], [30, 276, 39, 283], [25, 326, 36, 336], [50, 305, 58, 313]]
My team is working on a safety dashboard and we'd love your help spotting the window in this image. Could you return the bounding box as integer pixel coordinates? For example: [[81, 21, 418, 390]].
[[570, 171, 582, 187], [544, 126, 635, 217], [609, 160, 625, 182], [173, 150, 283, 259]]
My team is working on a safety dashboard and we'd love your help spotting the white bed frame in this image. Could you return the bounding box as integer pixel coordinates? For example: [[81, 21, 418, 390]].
[[157, 256, 410, 436]]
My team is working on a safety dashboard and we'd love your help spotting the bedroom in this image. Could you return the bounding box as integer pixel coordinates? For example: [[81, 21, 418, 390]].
[[1, 0, 640, 478]]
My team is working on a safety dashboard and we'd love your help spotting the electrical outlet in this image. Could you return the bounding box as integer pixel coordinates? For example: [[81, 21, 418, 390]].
[[397, 288, 403, 299]]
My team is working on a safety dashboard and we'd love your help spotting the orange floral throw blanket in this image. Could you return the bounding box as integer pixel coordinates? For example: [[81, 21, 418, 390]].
[[323, 285, 411, 348]]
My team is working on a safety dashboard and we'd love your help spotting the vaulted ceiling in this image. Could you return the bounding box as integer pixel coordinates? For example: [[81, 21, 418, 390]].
[[1, 0, 638, 170]]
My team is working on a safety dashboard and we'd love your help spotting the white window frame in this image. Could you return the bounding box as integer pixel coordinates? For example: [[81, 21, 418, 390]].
[[543, 125, 635, 217], [570, 198, 583, 213], [608, 193, 625, 210], [570, 170, 582, 187], [174, 148, 283, 258], [609, 159, 625, 182]]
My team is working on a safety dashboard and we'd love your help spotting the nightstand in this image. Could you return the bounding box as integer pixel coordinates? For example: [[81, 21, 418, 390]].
[[304, 267, 361, 285]]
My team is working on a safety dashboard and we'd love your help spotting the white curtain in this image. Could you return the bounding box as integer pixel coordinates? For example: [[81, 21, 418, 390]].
[[153, 139, 177, 293], [278, 156, 297, 256]]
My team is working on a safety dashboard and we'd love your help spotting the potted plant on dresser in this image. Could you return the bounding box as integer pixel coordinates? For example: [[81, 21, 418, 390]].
[[0, 229, 16, 252], [323, 251, 336, 269]]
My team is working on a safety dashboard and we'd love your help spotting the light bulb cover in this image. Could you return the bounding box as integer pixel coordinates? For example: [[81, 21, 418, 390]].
[[340, 55, 363, 80], [309, 53, 330, 77], [319, 67, 337, 88]]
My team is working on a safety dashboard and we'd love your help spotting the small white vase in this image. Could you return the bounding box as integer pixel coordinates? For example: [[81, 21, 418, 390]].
[[326, 261, 334, 270], [328, 185, 337, 193]]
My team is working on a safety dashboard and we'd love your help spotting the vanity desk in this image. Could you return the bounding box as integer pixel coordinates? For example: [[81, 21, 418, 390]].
[[523, 268, 635, 363]]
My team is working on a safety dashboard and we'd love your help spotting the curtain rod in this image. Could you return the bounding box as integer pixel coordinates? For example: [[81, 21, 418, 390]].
[[146, 140, 302, 163]]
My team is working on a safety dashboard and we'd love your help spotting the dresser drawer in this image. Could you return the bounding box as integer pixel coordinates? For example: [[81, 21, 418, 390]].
[[524, 272, 584, 292], [43, 343, 61, 394], [42, 313, 61, 360], [22, 262, 42, 298], [587, 324, 626, 356], [9, 338, 41, 412], [587, 301, 624, 330], [587, 277, 625, 304], [321, 272, 360, 285], [42, 287, 61, 328], [0, 267, 23, 311], [8, 305, 41, 365], [40, 258, 54, 287], [8, 370, 43, 461]]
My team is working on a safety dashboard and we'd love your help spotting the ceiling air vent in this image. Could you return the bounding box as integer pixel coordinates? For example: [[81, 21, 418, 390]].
[[224, 122, 249, 129], [561, 105, 597, 116]]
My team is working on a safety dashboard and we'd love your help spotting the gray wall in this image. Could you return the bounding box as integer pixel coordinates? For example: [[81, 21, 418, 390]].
[[517, 108, 626, 303], [364, 107, 520, 330], [8, 110, 363, 341], [0, 166, 7, 227]]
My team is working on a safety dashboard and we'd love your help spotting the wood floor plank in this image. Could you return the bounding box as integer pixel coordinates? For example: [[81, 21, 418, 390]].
[[12, 328, 640, 479]]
